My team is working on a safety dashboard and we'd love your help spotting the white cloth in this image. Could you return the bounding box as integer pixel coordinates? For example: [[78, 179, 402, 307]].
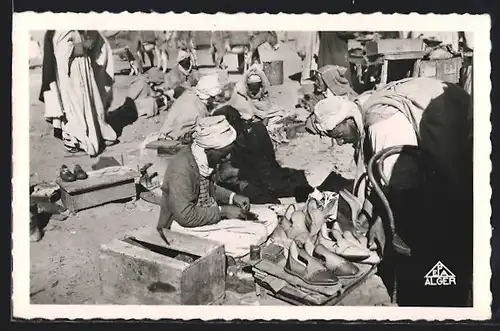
[[49, 30, 117, 156], [195, 74, 222, 101], [368, 111, 420, 190], [191, 115, 237, 177], [192, 115, 237, 149], [295, 32, 319, 82], [407, 31, 460, 52], [170, 205, 279, 258], [463, 32, 474, 50], [247, 73, 262, 83], [312, 96, 363, 136], [191, 143, 214, 178]]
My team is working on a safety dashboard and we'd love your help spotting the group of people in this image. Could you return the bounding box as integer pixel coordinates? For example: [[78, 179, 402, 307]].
[[37, 30, 473, 307], [155, 66, 472, 308]]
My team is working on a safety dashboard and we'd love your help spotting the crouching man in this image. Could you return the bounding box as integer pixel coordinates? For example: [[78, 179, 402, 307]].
[[157, 115, 278, 258]]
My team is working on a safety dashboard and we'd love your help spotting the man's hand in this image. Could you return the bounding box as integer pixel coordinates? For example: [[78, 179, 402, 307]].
[[367, 216, 386, 258], [233, 194, 250, 212], [220, 205, 246, 220]]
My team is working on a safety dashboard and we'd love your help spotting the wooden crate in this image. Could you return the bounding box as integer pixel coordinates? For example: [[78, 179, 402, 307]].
[[56, 168, 137, 214], [365, 38, 424, 55], [415, 57, 463, 84], [99, 227, 226, 305]]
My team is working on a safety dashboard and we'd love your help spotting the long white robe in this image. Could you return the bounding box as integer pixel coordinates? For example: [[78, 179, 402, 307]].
[[44, 30, 117, 156]]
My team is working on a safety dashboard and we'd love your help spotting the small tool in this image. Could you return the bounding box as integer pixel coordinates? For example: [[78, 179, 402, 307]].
[[139, 163, 158, 190], [244, 211, 259, 221]]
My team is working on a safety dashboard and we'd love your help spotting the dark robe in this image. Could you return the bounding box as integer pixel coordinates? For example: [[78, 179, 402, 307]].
[[212, 106, 313, 204], [39, 30, 56, 103], [318, 32, 356, 84]]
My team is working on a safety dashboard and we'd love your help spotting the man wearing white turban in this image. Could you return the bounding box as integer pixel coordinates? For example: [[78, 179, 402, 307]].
[[161, 49, 200, 99], [306, 77, 472, 307], [229, 64, 283, 121], [157, 116, 279, 258], [159, 74, 224, 141]]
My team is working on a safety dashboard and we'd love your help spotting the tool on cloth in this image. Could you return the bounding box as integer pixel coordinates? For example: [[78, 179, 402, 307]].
[[139, 163, 159, 190], [243, 210, 259, 221]]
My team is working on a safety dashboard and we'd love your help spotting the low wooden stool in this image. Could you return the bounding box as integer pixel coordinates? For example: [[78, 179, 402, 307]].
[[56, 167, 138, 214]]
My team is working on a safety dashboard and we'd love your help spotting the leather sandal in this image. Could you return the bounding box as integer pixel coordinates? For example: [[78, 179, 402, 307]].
[[305, 197, 319, 229], [280, 204, 296, 233], [306, 202, 326, 238], [337, 189, 362, 229], [73, 164, 88, 180], [283, 210, 309, 241], [304, 238, 360, 278], [59, 165, 76, 182], [317, 223, 371, 261], [284, 241, 338, 286]]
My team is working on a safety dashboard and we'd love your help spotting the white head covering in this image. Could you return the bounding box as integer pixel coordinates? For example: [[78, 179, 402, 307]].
[[193, 115, 237, 149], [247, 73, 263, 84], [312, 96, 363, 135], [195, 75, 222, 101], [191, 115, 237, 177]]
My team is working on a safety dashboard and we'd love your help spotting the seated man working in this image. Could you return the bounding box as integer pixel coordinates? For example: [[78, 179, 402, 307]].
[[213, 105, 313, 204], [158, 74, 225, 142], [157, 115, 279, 258]]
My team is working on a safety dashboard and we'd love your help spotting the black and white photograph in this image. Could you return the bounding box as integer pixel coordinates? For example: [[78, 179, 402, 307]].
[[12, 13, 491, 320]]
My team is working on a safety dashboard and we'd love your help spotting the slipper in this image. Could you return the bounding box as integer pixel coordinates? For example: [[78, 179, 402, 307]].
[[73, 164, 88, 180], [304, 238, 360, 279], [305, 198, 325, 237], [317, 223, 371, 261], [284, 241, 338, 286], [59, 165, 76, 182]]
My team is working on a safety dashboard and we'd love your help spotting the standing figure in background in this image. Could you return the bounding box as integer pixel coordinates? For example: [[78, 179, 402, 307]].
[[176, 31, 199, 69], [154, 30, 176, 73], [295, 31, 320, 84], [39, 30, 117, 156], [317, 32, 357, 86]]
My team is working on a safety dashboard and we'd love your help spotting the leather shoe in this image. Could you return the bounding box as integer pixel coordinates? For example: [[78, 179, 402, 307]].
[[305, 198, 326, 238], [73, 164, 88, 180], [282, 209, 309, 243], [317, 223, 371, 261], [59, 165, 76, 182], [304, 237, 359, 278], [284, 241, 338, 286]]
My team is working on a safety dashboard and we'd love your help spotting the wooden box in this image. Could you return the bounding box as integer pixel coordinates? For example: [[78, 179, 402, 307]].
[[99, 227, 226, 305], [56, 168, 137, 214], [365, 38, 424, 55], [415, 57, 463, 84]]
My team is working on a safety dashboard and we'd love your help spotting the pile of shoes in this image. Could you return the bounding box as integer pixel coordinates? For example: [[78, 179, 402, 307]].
[[269, 188, 380, 287], [59, 164, 88, 182]]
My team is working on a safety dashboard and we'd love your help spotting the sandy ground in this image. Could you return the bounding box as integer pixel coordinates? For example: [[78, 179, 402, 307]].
[[28, 41, 391, 306]]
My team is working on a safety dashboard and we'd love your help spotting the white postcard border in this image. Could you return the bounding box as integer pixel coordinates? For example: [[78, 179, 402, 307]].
[[12, 12, 492, 320]]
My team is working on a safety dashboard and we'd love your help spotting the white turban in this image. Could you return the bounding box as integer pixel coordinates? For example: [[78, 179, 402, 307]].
[[312, 96, 363, 134], [247, 73, 263, 84], [193, 115, 237, 150], [195, 75, 222, 101], [191, 115, 237, 177]]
